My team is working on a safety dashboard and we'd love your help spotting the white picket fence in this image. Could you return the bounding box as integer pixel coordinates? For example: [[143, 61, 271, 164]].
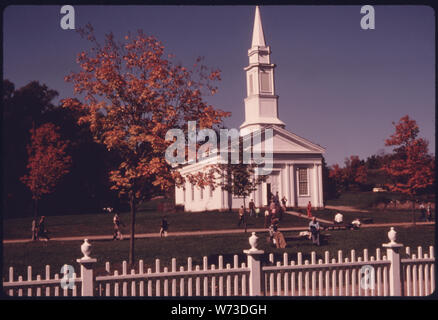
[[3, 228, 435, 297], [95, 256, 250, 297], [262, 246, 435, 297], [4, 265, 81, 297]]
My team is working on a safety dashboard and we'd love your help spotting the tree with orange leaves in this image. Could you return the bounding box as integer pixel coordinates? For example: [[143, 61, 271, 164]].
[[21, 123, 72, 222], [62, 25, 229, 265], [382, 115, 434, 223]]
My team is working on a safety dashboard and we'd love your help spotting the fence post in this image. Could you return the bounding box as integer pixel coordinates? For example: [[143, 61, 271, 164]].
[[76, 239, 97, 297], [382, 227, 403, 296], [243, 232, 264, 296]]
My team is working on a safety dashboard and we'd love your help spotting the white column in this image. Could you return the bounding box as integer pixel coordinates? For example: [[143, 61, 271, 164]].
[[318, 163, 323, 208], [290, 164, 295, 207], [312, 164, 318, 208], [285, 164, 290, 208]]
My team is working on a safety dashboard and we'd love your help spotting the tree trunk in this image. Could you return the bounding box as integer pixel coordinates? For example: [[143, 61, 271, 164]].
[[128, 192, 136, 267], [243, 196, 247, 233]]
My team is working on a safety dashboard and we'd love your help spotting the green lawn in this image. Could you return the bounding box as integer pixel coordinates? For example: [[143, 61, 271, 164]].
[[3, 225, 434, 281], [3, 209, 309, 240]]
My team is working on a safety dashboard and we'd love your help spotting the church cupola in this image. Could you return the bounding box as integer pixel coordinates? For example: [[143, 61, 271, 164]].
[[241, 6, 285, 132]]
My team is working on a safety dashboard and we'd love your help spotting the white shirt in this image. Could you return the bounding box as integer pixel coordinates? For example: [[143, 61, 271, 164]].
[[334, 213, 343, 223]]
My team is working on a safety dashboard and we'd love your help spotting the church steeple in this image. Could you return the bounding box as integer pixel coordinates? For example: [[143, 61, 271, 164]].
[[251, 6, 266, 47], [241, 6, 285, 132]]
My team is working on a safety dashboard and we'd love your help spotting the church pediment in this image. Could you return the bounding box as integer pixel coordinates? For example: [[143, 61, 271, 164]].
[[244, 125, 325, 154]]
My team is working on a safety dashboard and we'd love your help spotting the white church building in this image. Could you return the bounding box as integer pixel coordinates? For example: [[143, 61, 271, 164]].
[[175, 7, 325, 212]]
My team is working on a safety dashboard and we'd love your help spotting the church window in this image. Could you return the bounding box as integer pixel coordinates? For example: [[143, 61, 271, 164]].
[[249, 74, 254, 95], [191, 184, 194, 201], [200, 187, 203, 200], [298, 168, 309, 196], [260, 70, 271, 92], [183, 187, 186, 202], [209, 187, 213, 198]]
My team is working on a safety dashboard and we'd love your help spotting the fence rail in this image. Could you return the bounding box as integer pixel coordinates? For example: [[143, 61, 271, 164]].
[[3, 229, 436, 297]]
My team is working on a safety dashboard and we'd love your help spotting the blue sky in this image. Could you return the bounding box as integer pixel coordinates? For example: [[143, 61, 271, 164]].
[[3, 5, 435, 166]]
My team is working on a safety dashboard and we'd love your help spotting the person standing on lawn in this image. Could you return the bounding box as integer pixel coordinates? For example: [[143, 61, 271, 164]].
[[281, 196, 287, 210], [309, 217, 320, 246], [307, 201, 313, 218], [426, 202, 432, 221], [31, 219, 38, 241], [113, 213, 123, 240], [38, 216, 50, 241], [238, 206, 245, 227], [249, 199, 256, 217], [274, 192, 280, 206], [264, 209, 270, 228], [420, 202, 426, 221]]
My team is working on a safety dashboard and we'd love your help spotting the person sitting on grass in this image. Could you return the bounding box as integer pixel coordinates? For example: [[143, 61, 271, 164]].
[[309, 217, 320, 246]]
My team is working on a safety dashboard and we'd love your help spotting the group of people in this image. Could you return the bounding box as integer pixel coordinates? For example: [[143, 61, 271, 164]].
[[31, 216, 49, 241], [420, 202, 433, 222], [111, 213, 169, 240], [236, 192, 289, 229]]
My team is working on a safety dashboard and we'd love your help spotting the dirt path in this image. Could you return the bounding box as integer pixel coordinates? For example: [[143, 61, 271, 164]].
[[3, 220, 433, 244]]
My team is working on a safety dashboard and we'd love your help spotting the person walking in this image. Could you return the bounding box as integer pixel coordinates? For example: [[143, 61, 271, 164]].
[[38, 216, 50, 241], [264, 209, 270, 228], [31, 219, 38, 241], [113, 213, 123, 240], [249, 199, 256, 217], [281, 196, 287, 209], [237, 206, 245, 227], [274, 192, 280, 206], [160, 216, 169, 238], [307, 201, 313, 218], [426, 202, 432, 221], [309, 217, 320, 246], [420, 202, 426, 221]]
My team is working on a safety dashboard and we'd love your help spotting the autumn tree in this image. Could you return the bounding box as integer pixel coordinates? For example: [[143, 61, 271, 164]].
[[328, 155, 368, 194], [381, 115, 434, 223], [62, 25, 229, 265], [20, 123, 72, 221]]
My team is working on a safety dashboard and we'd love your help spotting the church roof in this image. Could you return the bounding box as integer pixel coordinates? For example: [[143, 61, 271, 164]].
[[241, 125, 326, 154]]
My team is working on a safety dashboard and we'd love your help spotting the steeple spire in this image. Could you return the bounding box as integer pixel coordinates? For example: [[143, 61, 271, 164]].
[[251, 6, 266, 47], [241, 6, 285, 132]]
